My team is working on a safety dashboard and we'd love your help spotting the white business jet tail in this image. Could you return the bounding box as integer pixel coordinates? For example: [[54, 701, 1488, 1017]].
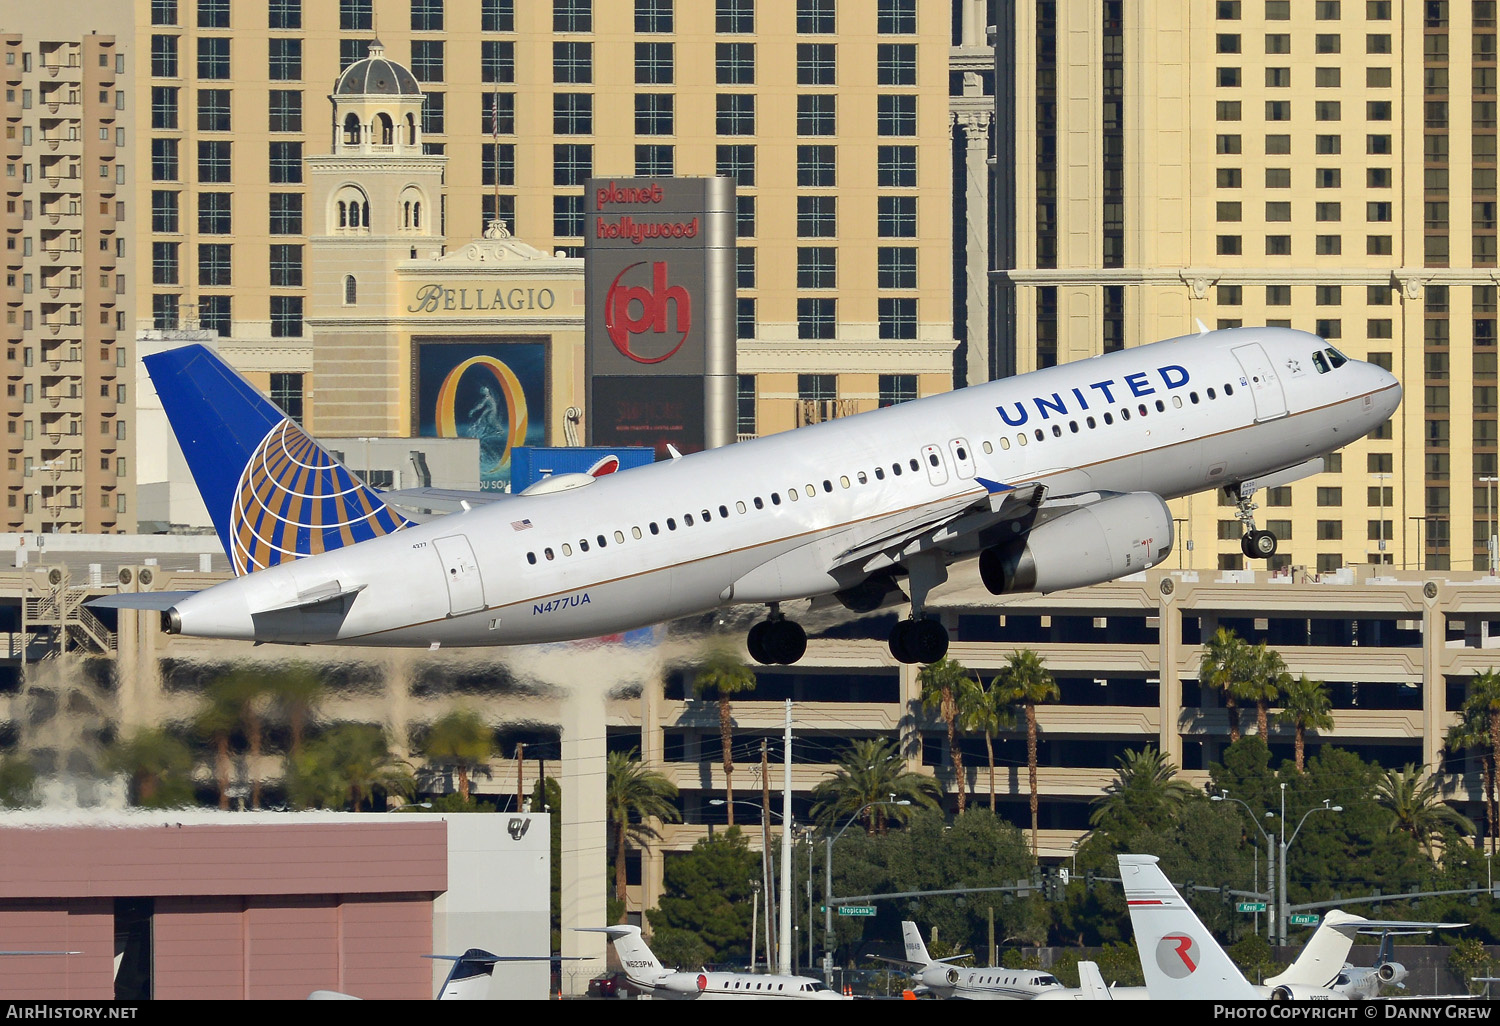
[[1118, 854, 1259, 1000]]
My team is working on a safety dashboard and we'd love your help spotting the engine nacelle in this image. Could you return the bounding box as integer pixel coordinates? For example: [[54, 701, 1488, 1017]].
[[660, 972, 708, 993], [979, 491, 1174, 595], [918, 965, 961, 990], [1377, 961, 1404, 984], [1270, 984, 1347, 1001]]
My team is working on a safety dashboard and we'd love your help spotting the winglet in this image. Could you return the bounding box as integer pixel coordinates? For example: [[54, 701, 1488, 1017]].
[[666, 444, 684, 460], [1195, 318, 1210, 336]]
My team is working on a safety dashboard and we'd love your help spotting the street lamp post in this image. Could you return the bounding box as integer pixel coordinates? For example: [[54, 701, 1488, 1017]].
[[823, 798, 909, 983], [1276, 783, 1342, 947], [1484, 477, 1499, 574], [1211, 790, 1275, 938], [1373, 472, 1391, 564]]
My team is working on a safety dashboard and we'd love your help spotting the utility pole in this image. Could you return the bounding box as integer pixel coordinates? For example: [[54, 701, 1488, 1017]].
[[516, 742, 524, 809], [761, 740, 774, 968], [780, 699, 794, 976]]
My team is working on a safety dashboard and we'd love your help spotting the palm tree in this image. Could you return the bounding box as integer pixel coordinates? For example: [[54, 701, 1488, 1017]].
[[1088, 746, 1198, 836], [606, 748, 680, 922], [919, 657, 974, 814], [958, 674, 1011, 813], [1237, 643, 1287, 739], [198, 669, 272, 809], [419, 708, 494, 803], [1200, 627, 1251, 743], [1278, 674, 1334, 772], [195, 677, 242, 810], [993, 648, 1060, 852], [1372, 763, 1476, 858], [1472, 669, 1500, 855], [808, 737, 941, 834], [286, 723, 414, 811], [1447, 699, 1495, 854], [104, 727, 194, 808], [693, 648, 758, 826]]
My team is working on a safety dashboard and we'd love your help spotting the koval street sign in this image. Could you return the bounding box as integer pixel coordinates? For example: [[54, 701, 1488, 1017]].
[[1237, 902, 1268, 912], [838, 906, 877, 917], [1289, 914, 1321, 925]]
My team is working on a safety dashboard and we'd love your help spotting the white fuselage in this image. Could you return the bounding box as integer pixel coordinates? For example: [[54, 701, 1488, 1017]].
[[167, 327, 1401, 647], [636, 969, 845, 1000]]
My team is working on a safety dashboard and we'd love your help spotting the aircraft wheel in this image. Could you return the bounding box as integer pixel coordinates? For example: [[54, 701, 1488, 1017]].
[[763, 619, 807, 665], [747, 621, 772, 665], [888, 619, 917, 664], [911, 618, 950, 664], [1250, 530, 1278, 559], [1240, 533, 1256, 559]]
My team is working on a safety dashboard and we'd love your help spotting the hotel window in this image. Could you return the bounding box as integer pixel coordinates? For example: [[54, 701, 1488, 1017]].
[[151, 242, 179, 285], [198, 245, 231, 286], [198, 141, 231, 183], [269, 38, 301, 80], [269, 193, 302, 234], [878, 196, 916, 237], [717, 94, 754, 135], [199, 0, 229, 28], [798, 0, 834, 33], [737, 247, 755, 288], [635, 94, 674, 135], [797, 43, 835, 85], [481, 93, 513, 134], [269, 0, 301, 30], [798, 95, 836, 136], [555, 93, 592, 134], [797, 196, 836, 237], [269, 142, 302, 183], [877, 0, 916, 33], [269, 244, 302, 286], [483, 41, 515, 83], [482, 1, 515, 32], [555, 144, 592, 186], [635, 145, 673, 177], [412, 0, 444, 31], [341, 0, 372, 30], [152, 1, 177, 25], [554, 0, 592, 33], [151, 190, 179, 233], [737, 298, 755, 339], [411, 41, 443, 82], [151, 139, 178, 181], [717, 43, 755, 84], [482, 143, 515, 187], [878, 145, 916, 187], [636, 42, 673, 84], [554, 42, 591, 84], [736, 374, 756, 435], [271, 373, 303, 423], [1264, 67, 1289, 87], [879, 375, 916, 408], [268, 90, 301, 132], [737, 195, 755, 237], [270, 296, 303, 338], [797, 247, 836, 289], [797, 300, 836, 340], [151, 87, 178, 130], [553, 195, 583, 238], [153, 295, 179, 331], [197, 38, 229, 80], [340, 40, 369, 71], [716, 144, 754, 186], [878, 95, 916, 136], [798, 145, 835, 186], [636, 0, 673, 32], [879, 298, 916, 340], [877, 43, 916, 86], [198, 193, 230, 234], [423, 92, 445, 136]]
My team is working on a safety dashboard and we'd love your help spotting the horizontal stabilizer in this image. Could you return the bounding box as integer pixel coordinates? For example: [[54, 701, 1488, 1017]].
[[86, 591, 196, 612]]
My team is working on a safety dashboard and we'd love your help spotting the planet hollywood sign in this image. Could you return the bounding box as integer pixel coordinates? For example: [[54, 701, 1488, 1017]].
[[593, 182, 701, 245]]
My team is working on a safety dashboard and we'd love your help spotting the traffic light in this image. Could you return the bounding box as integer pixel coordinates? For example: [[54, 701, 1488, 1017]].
[[1221, 884, 1231, 903], [1085, 869, 1096, 890]]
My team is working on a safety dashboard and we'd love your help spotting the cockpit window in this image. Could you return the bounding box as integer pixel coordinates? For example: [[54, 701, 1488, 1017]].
[[1312, 351, 1330, 374], [1325, 347, 1347, 368]]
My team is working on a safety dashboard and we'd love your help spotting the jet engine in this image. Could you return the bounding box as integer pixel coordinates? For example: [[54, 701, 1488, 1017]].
[[918, 965, 960, 990], [1376, 961, 1404, 984], [979, 491, 1173, 596], [659, 972, 708, 994]]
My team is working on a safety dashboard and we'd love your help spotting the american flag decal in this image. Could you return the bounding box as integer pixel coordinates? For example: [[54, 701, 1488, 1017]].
[[511, 518, 533, 531]]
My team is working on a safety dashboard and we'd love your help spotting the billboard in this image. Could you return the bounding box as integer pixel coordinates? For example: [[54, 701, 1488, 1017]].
[[585, 177, 736, 456], [413, 338, 548, 492]]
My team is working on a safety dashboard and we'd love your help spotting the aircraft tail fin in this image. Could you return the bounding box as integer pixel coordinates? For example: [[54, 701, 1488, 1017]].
[[1118, 854, 1259, 1000], [1075, 961, 1113, 1000], [1265, 909, 1367, 989], [144, 344, 412, 575], [434, 948, 503, 1000], [900, 921, 932, 965], [578, 925, 664, 990]]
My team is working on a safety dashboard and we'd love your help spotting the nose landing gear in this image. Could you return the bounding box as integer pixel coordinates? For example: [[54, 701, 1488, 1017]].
[[1230, 483, 1279, 561]]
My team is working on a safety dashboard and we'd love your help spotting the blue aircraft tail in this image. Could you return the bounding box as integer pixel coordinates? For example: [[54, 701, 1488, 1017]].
[[144, 344, 412, 576]]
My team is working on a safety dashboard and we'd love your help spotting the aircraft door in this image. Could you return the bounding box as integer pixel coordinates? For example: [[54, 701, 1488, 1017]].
[[921, 444, 949, 486], [948, 438, 976, 480], [1231, 343, 1289, 422], [433, 535, 487, 616]]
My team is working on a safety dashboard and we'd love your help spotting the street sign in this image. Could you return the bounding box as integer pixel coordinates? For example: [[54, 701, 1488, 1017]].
[[1289, 914, 1320, 925], [1237, 902, 1268, 913], [838, 906, 877, 917]]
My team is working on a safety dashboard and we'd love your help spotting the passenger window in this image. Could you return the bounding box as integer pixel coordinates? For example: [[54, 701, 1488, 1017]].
[[927, 453, 939, 467], [597, 535, 608, 547], [909, 458, 920, 471], [789, 489, 799, 501], [1017, 433, 1028, 446], [1086, 416, 1096, 428], [736, 501, 746, 513], [701, 509, 711, 522], [615, 530, 625, 544], [1069, 421, 1079, 433], [1138, 404, 1148, 417], [1190, 391, 1200, 403], [1207, 387, 1217, 399], [840, 476, 850, 488], [892, 463, 902, 475], [1155, 399, 1165, 412], [1051, 424, 1062, 437], [1121, 408, 1131, 420], [999, 436, 1010, 449], [719, 504, 729, 517], [685, 513, 695, 526], [1225, 383, 1235, 395], [982, 441, 993, 454], [875, 466, 885, 479], [562, 543, 573, 556], [649, 522, 659, 534], [580, 539, 590, 552], [857, 471, 867, 484], [805, 484, 816, 497], [1104, 412, 1114, 424], [1034, 428, 1045, 441], [667, 518, 677, 530], [1172, 396, 1183, 408], [753, 496, 764, 509], [822, 480, 833, 492], [526, 552, 536, 565], [631, 527, 642, 539], [956, 445, 967, 460], [545, 547, 555, 560], [771, 492, 782, 505]]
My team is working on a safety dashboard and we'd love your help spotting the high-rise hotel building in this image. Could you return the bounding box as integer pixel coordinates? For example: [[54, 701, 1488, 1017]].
[[994, 0, 1500, 575], [2, 8, 136, 534]]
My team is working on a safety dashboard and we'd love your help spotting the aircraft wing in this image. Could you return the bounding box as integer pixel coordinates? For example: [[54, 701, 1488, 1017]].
[[829, 481, 1046, 576]]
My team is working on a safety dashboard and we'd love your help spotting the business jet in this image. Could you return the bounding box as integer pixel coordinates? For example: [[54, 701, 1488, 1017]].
[[308, 947, 543, 1000], [100, 327, 1400, 665], [578, 925, 845, 1000], [1265, 910, 1465, 1000], [1120, 854, 1354, 1000], [887, 920, 1069, 999]]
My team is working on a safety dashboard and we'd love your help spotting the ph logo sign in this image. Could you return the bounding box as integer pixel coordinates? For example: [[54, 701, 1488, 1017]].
[[604, 261, 692, 364]]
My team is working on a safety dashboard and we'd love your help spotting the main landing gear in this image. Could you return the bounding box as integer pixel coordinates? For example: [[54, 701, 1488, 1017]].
[[886, 552, 950, 665], [747, 604, 807, 665], [1230, 483, 1279, 560]]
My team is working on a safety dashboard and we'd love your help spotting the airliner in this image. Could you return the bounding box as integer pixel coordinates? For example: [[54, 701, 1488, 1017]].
[[579, 925, 846, 1000], [100, 327, 1400, 665], [889, 920, 1069, 999]]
